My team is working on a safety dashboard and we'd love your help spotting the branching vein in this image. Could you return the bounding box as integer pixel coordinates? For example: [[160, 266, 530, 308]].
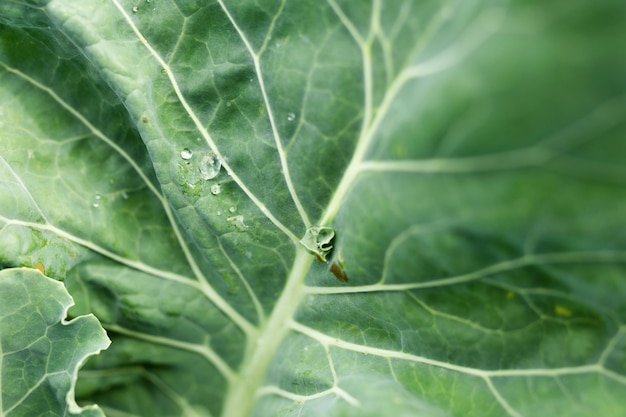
[[216, 0, 311, 229], [0, 59, 257, 335], [105, 323, 236, 383], [303, 250, 626, 294], [109, 0, 299, 243]]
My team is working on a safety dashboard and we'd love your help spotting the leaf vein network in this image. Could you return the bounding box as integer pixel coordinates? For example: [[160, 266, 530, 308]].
[[109, 0, 300, 243]]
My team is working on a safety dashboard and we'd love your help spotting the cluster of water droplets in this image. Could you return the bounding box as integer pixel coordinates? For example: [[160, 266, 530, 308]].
[[174, 147, 252, 231], [132, 0, 154, 14], [178, 148, 222, 182]]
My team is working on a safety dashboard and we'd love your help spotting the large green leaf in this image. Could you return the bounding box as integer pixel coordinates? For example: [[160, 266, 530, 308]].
[[1, 0, 626, 416], [0, 268, 110, 417]]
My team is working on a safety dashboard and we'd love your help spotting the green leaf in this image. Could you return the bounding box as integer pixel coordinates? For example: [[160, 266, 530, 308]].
[[1, 1, 626, 417], [0, 268, 110, 417]]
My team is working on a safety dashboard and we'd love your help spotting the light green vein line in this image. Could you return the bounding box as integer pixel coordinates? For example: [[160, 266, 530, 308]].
[[320, 0, 372, 227], [142, 370, 213, 417], [290, 321, 604, 378], [0, 60, 164, 203], [216, 0, 311, 229], [603, 369, 626, 385], [484, 378, 524, 417], [405, 292, 503, 335], [105, 323, 236, 383], [0, 60, 254, 335], [402, 8, 504, 80], [0, 155, 50, 223], [2, 371, 65, 416], [0, 216, 200, 287], [327, 0, 365, 44], [257, 0, 286, 55], [81, 367, 210, 416], [216, 238, 265, 324], [598, 326, 626, 365], [358, 148, 555, 173], [257, 385, 359, 406], [359, 94, 626, 175], [109, 0, 299, 244], [487, 365, 601, 378], [303, 250, 626, 295]]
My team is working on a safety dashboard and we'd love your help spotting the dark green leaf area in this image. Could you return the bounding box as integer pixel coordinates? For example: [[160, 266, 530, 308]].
[[331, 169, 626, 288], [368, 2, 626, 166], [76, 337, 221, 417], [65, 262, 246, 369], [0, 268, 109, 417], [494, 373, 626, 417], [390, 359, 509, 417]]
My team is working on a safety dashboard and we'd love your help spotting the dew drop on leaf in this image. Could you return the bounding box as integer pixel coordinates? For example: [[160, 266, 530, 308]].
[[287, 112, 296, 121], [180, 148, 193, 160], [132, 6, 138, 12], [210, 184, 221, 195], [229, 206, 236, 213], [199, 153, 221, 180], [216, 210, 222, 216]]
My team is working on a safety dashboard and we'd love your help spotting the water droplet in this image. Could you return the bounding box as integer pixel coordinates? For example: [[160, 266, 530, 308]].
[[216, 210, 222, 216], [199, 153, 221, 180], [132, 5, 139, 12], [287, 112, 296, 121], [229, 206, 236, 213], [226, 101, 232, 107], [180, 148, 193, 160], [210, 184, 221, 195], [93, 194, 102, 207], [121, 191, 129, 199]]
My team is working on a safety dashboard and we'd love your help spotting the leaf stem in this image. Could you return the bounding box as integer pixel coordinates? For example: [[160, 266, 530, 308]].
[[219, 247, 313, 417]]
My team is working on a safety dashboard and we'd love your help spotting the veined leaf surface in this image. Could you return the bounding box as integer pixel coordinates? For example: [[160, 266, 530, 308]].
[[1, 1, 625, 416], [0, 268, 110, 417]]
